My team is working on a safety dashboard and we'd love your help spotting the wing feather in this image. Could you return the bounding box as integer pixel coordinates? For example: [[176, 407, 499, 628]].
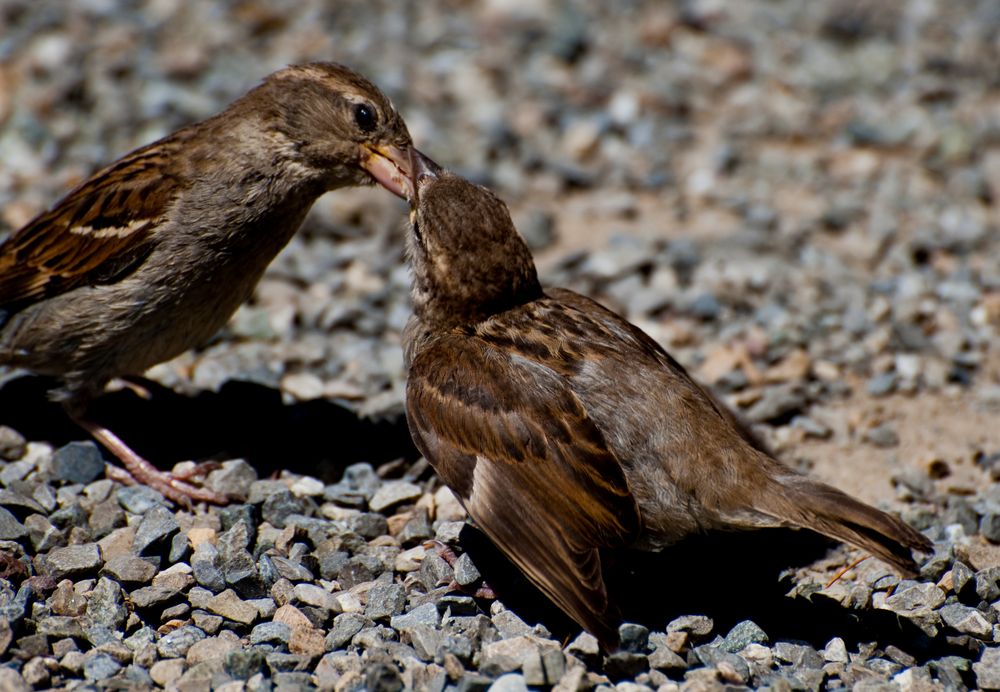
[[0, 138, 186, 309], [406, 334, 640, 645]]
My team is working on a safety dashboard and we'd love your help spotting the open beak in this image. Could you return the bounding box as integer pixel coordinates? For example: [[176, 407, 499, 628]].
[[361, 143, 413, 200]]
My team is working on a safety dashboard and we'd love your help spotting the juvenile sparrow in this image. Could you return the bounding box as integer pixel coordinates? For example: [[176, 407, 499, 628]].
[[400, 153, 932, 647], [0, 62, 413, 504]]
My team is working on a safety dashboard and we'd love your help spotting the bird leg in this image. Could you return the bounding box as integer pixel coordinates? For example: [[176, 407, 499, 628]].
[[71, 415, 229, 506], [107, 376, 154, 400]]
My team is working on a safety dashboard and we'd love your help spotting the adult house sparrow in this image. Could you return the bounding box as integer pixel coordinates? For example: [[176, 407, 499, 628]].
[[400, 153, 933, 647], [0, 62, 413, 505]]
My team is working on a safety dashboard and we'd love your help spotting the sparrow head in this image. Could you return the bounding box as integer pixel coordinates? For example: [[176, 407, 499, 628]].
[[247, 62, 413, 197], [405, 150, 542, 327]]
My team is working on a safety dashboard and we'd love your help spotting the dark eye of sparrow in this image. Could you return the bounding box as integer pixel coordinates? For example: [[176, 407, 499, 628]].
[[353, 103, 377, 132]]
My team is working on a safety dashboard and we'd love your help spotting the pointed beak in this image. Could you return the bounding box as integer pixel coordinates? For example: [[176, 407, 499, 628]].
[[360, 143, 413, 200], [407, 148, 443, 204]]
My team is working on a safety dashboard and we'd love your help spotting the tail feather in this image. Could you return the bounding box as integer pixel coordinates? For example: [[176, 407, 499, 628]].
[[760, 476, 933, 577]]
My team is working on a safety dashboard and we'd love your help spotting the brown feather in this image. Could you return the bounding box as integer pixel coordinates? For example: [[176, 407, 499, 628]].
[[0, 142, 183, 309], [407, 333, 640, 645], [402, 155, 932, 645]]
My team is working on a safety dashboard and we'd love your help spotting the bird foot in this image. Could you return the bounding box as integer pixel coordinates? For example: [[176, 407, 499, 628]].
[[170, 460, 223, 481], [74, 417, 230, 506], [446, 579, 497, 600], [424, 540, 497, 600]]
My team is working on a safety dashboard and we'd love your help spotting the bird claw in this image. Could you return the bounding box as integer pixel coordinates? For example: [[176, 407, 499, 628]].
[[424, 540, 497, 600], [73, 416, 230, 506], [104, 462, 229, 508]]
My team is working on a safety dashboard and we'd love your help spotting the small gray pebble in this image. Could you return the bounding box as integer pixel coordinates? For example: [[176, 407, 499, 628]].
[[864, 424, 899, 448], [0, 426, 27, 461], [207, 459, 257, 498], [349, 512, 388, 540], [491, 609, 533, 639], [618, 623, 649, 653], [722, 620, 769, 653], [716, 651, 752, 684], [952, 561, 976, 602], [169, 532, 191, 563], [116, 486, 165, 514], [192, 543, 225, 593], [339, 555, 381, 589], [87, 498, 126, 539], [365, 583, 406, 621], [52, 442, 105, 485], [225, 649, 268, 680], [980, 513, 1000, 543], [156, 625, 206, 658], [688, 293, 722, 320], [649, 646, 687, 671], [976, 567, 1000, 602], [82, 653, 121, 681], [327, 612, 366, 650], [133, 506, 179, 555], [84, 578, 126, 631], [867, 372, 897, 396], [191, 611, 224, 635], [260, 489, 306, 528], [603, 651, 649, 679], [397, 510, 434, 546], [745, 384, 806, 424], [101, 554, 156, 585], [884, 582, 946, 614], [974, 648, 1000, 690], [790, 415, 831, 439], [38, 616, 86, 639], [667, 615, 714, 638], [0, 507, 27, 541], [267, 554, 313, 583], [315, 545, 349, 581], [939, 604, 993, 639], [774, 642, 823, 668], [404, 623, 442, 661], [391, 602, 441, 632], [435, 521, 465, 545], [368, 480, 422, 513], [249, 622, 290, 646], [488, 673, 529, 692], [453, 553, 481, 586], [438, 594, 478, 617], [129, 585, 181, 610], [41, 543, 102, 580], [24, 514, 62, 551], [0, 459, 36, 487]]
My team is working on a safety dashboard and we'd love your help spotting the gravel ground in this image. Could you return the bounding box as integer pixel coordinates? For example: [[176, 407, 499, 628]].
[[1, 1, 1000, 690]]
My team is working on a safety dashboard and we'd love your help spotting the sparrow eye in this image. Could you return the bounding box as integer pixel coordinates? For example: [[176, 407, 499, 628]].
[[353, 103, 377, 133]]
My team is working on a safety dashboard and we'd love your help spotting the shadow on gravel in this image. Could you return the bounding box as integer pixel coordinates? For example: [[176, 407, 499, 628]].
[[0, 373, 418, 482], [460, 524, 978, 665]]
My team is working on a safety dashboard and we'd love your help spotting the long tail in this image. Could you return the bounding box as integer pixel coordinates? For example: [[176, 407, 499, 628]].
[[757, 475, 933, 577]]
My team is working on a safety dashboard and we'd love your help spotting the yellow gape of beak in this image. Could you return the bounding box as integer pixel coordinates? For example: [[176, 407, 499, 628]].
[[360, 144, 413, 200]]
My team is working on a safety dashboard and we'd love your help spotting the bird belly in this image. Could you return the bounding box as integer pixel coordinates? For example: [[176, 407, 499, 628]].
[[0, 245, 273, 401], [624, 459, 786, 551]]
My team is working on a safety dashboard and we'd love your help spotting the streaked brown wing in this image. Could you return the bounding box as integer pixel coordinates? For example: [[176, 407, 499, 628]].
[[406, 333, 640, 645], [0, 139, 185, 309]]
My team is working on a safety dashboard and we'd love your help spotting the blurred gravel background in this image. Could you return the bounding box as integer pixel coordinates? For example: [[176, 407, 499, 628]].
[[1, 1, 1000, 690]]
